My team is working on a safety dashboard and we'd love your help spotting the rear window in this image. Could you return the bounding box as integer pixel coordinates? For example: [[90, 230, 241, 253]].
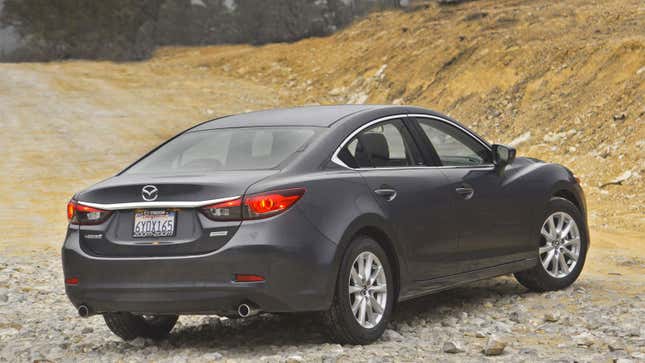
[[124, 127, 319, 174]]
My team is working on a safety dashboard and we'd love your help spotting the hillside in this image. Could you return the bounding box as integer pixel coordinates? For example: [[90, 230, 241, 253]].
[[157, 0, 645, 231], [0, 0, 643, 253]]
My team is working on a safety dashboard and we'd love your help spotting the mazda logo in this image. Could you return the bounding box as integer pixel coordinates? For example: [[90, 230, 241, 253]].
[[141, 185, 158, 201]]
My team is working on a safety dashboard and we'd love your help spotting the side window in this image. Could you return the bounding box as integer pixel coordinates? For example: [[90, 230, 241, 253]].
[[417, 119, 492, 166], [337, 120, 417, 168]]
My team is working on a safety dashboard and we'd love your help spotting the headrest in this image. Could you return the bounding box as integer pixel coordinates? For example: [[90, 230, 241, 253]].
[[356, 132, 390, 167]]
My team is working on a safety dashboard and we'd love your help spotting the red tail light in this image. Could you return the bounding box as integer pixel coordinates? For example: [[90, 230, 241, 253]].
[[234, 274, 265, 282], [67, 200, 112, 225], [65, 277, 79, 285], [243, 188, 305, 219], [201, 188, 305, 221]]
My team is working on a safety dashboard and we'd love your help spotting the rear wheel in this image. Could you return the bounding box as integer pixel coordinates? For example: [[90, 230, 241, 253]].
[[514, 197, 588, 292], [323, 236, 394, 344], [103, 312, 178, 341]]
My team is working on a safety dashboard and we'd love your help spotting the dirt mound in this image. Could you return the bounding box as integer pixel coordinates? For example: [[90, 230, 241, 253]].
[[157, 0, 644, 232]]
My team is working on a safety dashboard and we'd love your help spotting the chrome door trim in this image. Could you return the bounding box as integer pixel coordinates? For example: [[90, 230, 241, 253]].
[[330, 113, 492, 169]]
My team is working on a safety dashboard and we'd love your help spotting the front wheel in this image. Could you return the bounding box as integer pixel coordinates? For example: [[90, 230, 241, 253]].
[[103, 312, 178, 341], [323, 236, 394, 344], [514, 197, 589, 292]]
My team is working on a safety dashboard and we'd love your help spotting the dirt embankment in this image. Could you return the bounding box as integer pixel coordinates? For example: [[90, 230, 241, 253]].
[[156, 0, 645, 234], [0, 0, 642, 256]]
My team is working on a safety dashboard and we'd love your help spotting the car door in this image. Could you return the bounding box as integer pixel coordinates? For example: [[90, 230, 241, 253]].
[[409, 115, 531, 272], [334, 117, 460, 280]]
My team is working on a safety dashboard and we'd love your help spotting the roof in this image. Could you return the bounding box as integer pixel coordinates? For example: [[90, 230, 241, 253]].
[[190, 105, 388, 130]]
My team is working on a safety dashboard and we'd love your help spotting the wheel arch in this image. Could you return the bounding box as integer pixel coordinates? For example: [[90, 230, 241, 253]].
[[332, 214, 406, 306]]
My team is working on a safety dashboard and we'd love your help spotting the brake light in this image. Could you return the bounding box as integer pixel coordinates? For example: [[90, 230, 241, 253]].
[[234, 274, 265, 282], [65, 277, 79, 285], [200, 188, 305, 221], [243, 188, 305, 219], [67, 200, 112, 225], [201, 198, 242, 221]]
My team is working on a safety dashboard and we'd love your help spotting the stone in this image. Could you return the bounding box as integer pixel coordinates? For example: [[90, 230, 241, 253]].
[[285, 356, 304, 363], [202, 352, 223, 361], [381, 329, 405, 342], [544, 312, 560, 322], [483, 336, 506, 356], [442, 341, 465, 353]]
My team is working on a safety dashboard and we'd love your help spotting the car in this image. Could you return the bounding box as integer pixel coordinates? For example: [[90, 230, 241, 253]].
[[62, 105, 589, 344]]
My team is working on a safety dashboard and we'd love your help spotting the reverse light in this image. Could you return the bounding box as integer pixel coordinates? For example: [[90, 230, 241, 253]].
[[201, 198, 243, 221], [200, 188, 305, 221], [67, 200, 112, 225]]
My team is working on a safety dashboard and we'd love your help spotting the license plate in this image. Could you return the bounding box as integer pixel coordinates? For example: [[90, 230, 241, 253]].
[[133, 210, 176, 238]]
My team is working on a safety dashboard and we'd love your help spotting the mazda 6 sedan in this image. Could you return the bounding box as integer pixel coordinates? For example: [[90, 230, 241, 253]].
[[62, 105, 588, 344]]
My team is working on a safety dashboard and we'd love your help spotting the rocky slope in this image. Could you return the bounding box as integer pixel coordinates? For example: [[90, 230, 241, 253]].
[[156, 0, 644, 233]]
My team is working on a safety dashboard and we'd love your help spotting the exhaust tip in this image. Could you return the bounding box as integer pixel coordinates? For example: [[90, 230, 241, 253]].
[[78, 305, 90, 318], [237, 303, 259, 318]]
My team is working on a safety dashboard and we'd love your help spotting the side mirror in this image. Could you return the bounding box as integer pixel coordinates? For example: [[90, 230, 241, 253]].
[[492, 144, 516, 168]]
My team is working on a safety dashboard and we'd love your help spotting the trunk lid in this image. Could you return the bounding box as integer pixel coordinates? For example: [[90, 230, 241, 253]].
[[76, 170, 277, 257]]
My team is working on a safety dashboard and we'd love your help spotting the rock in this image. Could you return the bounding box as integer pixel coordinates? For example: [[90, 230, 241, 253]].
[[613, 112, 627, 121], [285, 355, 304, 363], [509, 310, 527, 323], [374, 64, 387, 80], [441, 317, 458, 327], [600, 170, 633, 188], [508, 131, 531, 147], [483, 336, 506, 356], [573, 332, 595, 346], [81, 327, 93, 334], [544, 312, 560, 322], [328, 87, 346, 96], [609, 342, 626, 351], [381, 329, 405, 342], [128, 337, 147, 348], [202, 352, 223, 361], [442, 341, 465, 353]]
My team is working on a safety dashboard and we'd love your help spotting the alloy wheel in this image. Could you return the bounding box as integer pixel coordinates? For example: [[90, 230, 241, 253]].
[[348, 251, 388, 328], [539, 211, 581, 278]]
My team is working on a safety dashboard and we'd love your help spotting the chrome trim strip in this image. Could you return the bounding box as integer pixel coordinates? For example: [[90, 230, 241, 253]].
[[77, 196, 240, 211], [408, 113, 492, 151], [331, 114, 407, 168], [330, 113, 492, 170]]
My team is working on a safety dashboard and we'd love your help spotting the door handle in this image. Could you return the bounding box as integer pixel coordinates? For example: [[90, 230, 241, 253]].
[[374, 188, 397, 202], [455, 186, 475, 200]]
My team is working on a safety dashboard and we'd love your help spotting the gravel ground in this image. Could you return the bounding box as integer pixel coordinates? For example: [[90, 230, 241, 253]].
[[1, 253, 643, 362]]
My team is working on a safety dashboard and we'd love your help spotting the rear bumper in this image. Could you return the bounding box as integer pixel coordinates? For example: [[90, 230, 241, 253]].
[[62, 209, 339, 316]]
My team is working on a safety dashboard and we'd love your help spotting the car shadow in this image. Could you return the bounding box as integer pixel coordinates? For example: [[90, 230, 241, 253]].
[[145, 276, 530, 350]]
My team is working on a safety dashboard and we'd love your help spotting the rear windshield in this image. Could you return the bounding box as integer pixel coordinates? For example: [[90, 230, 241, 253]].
[[123, 127, 319, 174]]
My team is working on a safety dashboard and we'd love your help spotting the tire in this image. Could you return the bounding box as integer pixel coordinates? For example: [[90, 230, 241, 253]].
[[514, 197, 589, 292], [323, 236, 395, 345], [103, 313, 178, 341]]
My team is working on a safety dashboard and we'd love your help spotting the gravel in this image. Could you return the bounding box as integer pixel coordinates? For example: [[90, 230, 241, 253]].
[[1, 253, 644, 362]]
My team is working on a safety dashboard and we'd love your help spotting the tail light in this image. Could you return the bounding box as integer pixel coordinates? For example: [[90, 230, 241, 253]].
[[243, 188, 305, 220], [67, 200, 112, 225], [201, 198, 243, 221], [201, 188, 305, 221]]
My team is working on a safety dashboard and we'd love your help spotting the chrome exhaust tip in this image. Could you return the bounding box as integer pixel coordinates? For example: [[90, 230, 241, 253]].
[[237, 303, 259, 318], [78, 305, 90, 318]]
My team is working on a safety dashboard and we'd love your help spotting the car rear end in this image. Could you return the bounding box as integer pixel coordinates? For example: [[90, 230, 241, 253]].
[[62, 126, 337, 317]]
